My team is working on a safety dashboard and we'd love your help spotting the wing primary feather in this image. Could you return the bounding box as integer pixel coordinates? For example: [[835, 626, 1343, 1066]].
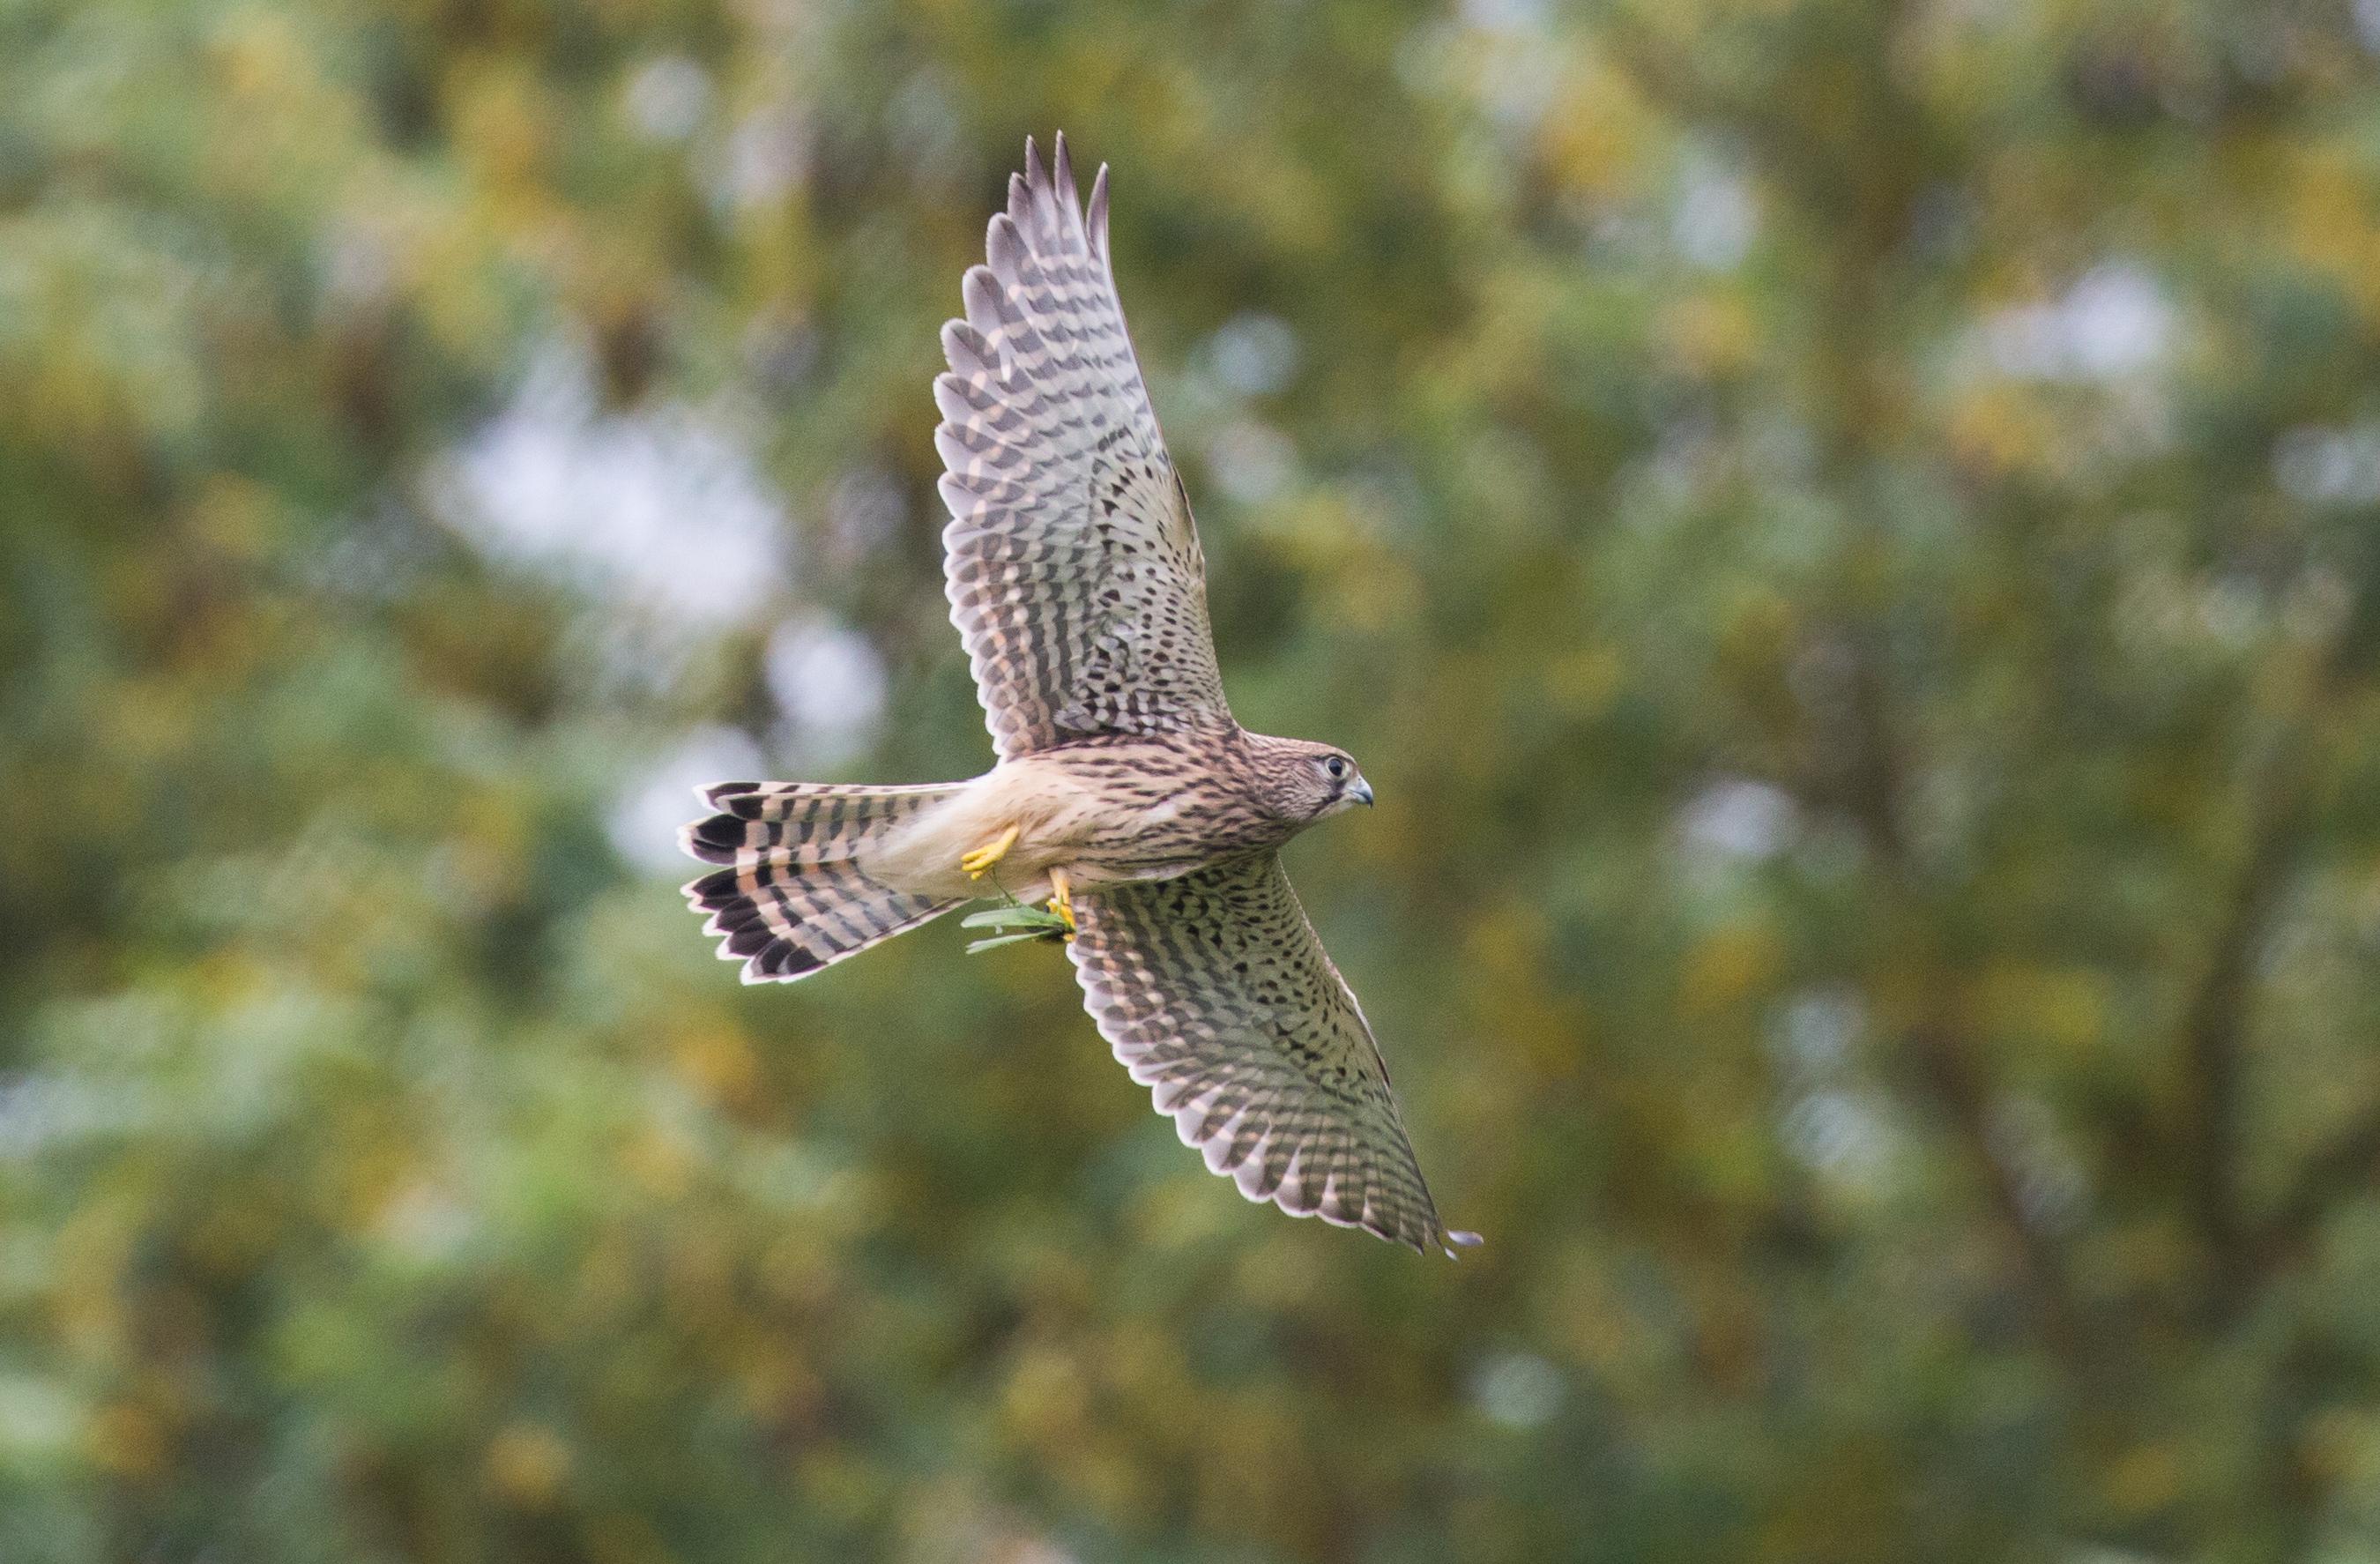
[[1066, 853, 1469, 1256], [1052, 132, 1081, 239], [985, 212, 1028, 284], [1088, 165, 1111, 256], [934, 135, 1233, 760]]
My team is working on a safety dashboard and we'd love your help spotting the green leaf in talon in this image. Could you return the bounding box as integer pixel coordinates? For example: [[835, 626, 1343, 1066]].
[[960, 900, 1073, 953]]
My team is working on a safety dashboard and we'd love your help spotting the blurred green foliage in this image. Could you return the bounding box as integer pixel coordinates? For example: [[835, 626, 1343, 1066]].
[[8, 0, 2380, 1559]]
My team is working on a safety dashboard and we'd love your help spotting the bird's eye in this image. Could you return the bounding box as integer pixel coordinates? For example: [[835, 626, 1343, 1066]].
[[1324, 756, 1348, 779]]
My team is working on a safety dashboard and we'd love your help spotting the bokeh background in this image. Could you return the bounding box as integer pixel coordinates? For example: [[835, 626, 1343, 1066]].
[[9, 0, 2380, 1559]]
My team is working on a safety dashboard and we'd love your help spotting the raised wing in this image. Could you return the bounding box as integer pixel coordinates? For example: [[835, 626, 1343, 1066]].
[[1067, 853, 1477, 1256], [935, 134, 1231, 762]]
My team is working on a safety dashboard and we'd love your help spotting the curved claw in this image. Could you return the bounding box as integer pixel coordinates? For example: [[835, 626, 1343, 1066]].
[[1047, 868, 1076, 937], [960, 824, 1020, 879]]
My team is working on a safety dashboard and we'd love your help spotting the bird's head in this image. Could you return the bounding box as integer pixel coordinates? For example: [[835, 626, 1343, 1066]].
[[1250, 735, 1375, 823]]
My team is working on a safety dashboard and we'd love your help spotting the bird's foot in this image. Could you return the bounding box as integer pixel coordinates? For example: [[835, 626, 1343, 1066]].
[[1046, 868, 1076, 937], [959, 824, 1020, 879]]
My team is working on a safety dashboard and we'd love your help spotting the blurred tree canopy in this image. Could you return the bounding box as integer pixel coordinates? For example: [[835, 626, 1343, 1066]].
[[8, 0, 2380, 1559]]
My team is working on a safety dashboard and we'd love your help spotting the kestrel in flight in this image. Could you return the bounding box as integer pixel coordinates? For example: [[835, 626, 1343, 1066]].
[[682, 135, 1476, 1257]]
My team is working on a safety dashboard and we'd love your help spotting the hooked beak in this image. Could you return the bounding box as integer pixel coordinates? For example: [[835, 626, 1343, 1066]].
[[1349, 776, 1375, 808]]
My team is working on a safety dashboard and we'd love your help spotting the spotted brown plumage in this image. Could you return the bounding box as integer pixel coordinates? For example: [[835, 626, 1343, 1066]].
[[1069, 853, 1452, 1251], [681, 134, 1476, 1257], [938, 135, 1227, 759]]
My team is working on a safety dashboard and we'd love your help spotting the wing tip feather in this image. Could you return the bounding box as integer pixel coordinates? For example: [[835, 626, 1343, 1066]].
[[1088, 164, 1111, 257], [985, 211, 1027, 280], [960, 264, 1009, 327], [1157, 1084, 1454, 1256], [1006, 132, 1096, 257], [1052, 130, 1077, 208]]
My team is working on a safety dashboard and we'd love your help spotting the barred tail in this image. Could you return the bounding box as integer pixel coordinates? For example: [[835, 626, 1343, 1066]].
[[679, 781, 965, 984]]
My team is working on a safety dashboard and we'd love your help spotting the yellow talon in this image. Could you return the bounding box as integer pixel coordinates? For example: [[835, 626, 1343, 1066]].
[[1047, 868, 1076, 935], [960, 823, 1020, 879]]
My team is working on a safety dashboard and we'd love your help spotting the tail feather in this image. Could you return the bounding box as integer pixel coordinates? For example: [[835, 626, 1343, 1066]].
[[681, 780, 964, 984]]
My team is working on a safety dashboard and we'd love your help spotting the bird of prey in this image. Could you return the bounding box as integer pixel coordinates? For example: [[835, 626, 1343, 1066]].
[[681, 135, 1476, 1258]]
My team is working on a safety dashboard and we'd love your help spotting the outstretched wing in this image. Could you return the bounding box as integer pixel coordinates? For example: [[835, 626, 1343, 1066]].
[[1067, 853, 1476, 1256], [936, 134, 1231, 762]]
